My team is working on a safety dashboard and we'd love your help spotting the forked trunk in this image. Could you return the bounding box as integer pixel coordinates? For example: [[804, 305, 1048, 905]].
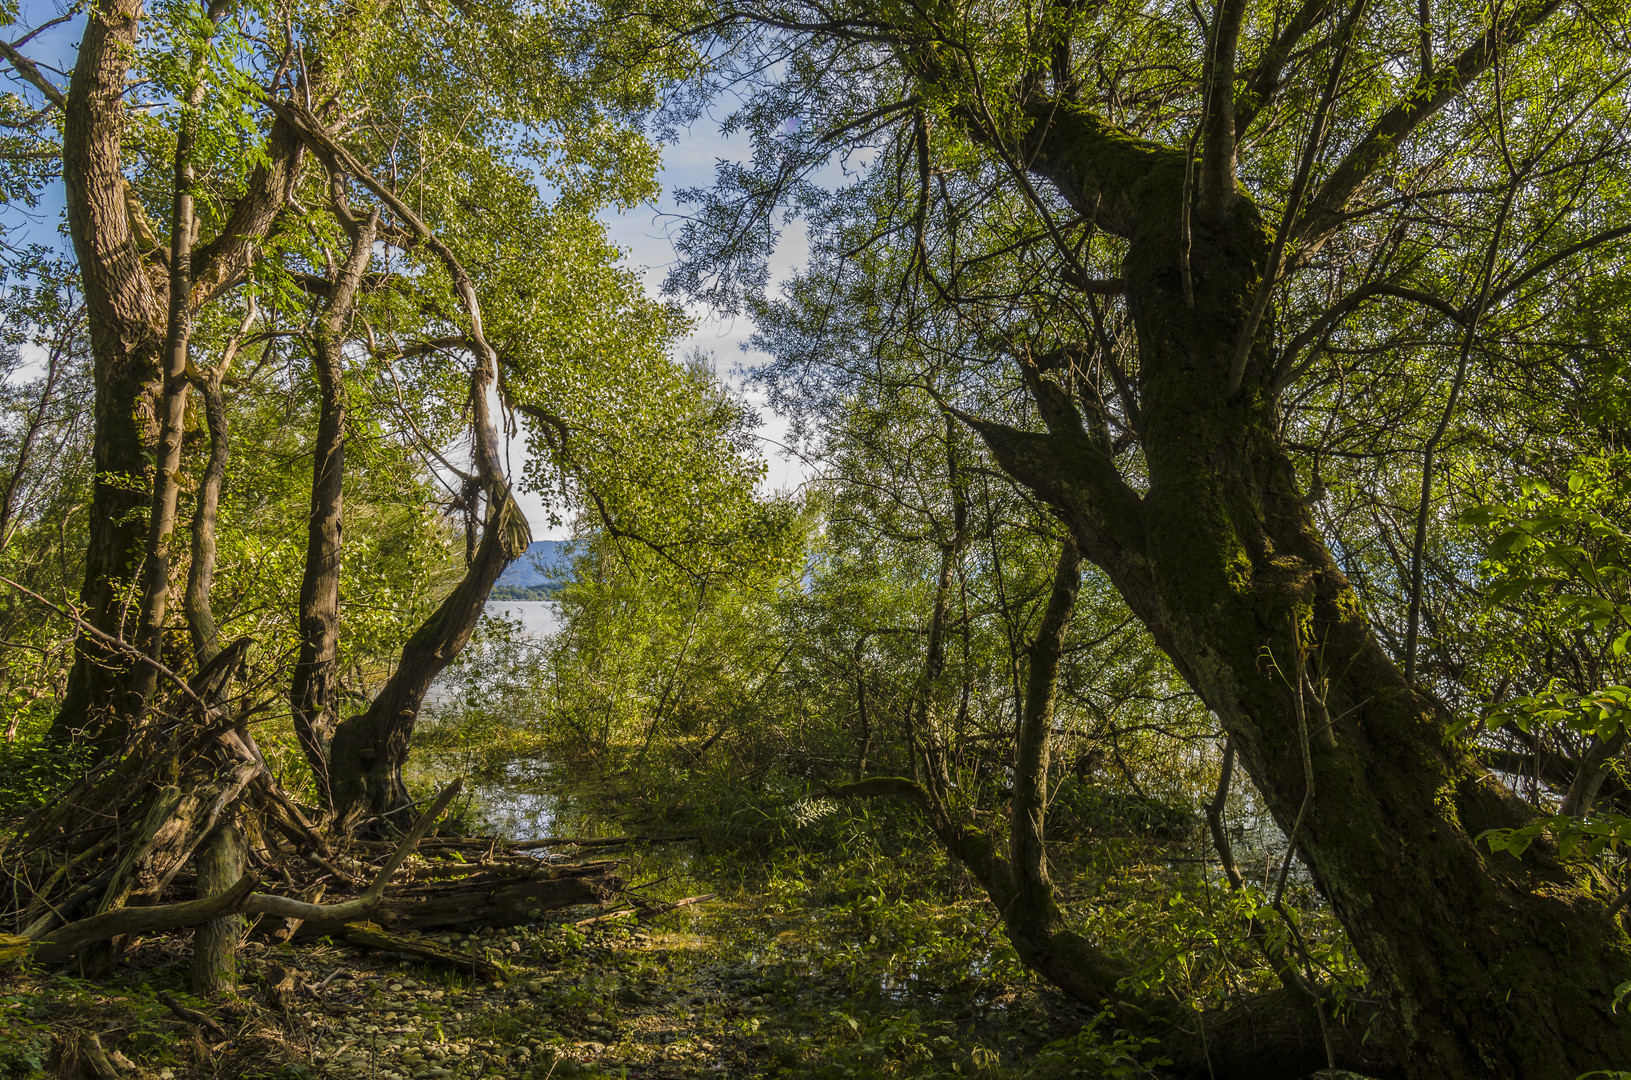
[[963, 108, 1631, 1074], [327, 498, 527, 825]]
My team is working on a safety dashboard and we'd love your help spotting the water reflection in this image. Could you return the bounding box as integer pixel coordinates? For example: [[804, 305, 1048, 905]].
[[470, 760, 562, 840]]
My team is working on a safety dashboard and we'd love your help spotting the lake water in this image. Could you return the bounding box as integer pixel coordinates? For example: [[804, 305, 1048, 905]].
[[421, 600, 561, 711], [480, 599, 562, 637]]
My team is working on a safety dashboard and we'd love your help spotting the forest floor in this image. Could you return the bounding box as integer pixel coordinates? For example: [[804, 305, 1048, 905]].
[[1, 836, 1142, 1080]]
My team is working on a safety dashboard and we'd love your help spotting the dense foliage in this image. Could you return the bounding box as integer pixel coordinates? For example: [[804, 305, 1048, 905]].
[[4, 0, 1631, 1074]]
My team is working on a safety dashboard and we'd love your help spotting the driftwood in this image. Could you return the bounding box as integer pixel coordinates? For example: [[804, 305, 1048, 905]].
[[25, 844, 620, 966], [269, 882, 325, 943], [657, 892, 716, 913], [434, 834, 695, 852], [34, 872, 261, 965], [3, 677, 633, 987], [262, 963, 299, 1011], [340, 920, 503, 980], [30, 781, 463, 965]]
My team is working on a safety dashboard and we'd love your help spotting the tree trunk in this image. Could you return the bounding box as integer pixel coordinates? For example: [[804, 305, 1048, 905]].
[[51, 0, 166, 745], [184, 338, 241, 665], [327, 496, 528, 825], [128, 95, 204, 713], [275, 108, 533, 828], [1007, 539, 1077, 926], [52, 0, 306, 746], [189, 819, 243, 996], [833, 540, 1374, 1078], [290, 210, 378, 801], [957, 100, 1631, 1078]]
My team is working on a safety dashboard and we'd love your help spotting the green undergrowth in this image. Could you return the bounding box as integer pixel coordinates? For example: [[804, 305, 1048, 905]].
[[420, 740, 1368, 1078], [0, 732, 1364, 1080], [0, 712, 83, 818]]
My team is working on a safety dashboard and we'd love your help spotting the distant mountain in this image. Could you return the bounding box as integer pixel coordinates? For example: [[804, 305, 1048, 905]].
[[494, 540, 573, 591]]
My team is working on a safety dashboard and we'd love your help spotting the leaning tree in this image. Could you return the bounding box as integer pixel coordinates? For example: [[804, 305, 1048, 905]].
[[0, 0, 779, 988], [0, 0, 714, 812], [655, 0, 1631, 1073]]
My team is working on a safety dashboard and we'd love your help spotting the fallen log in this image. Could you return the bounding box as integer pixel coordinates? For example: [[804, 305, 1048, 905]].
[[26, 855, 620, 965], [269, 883, 325, 943], [293, 860, 619, 937], [391, 833, 695, 853], [496, 834, 695, 851], [340, 920, 503, 980], [34, 873, 260, 965], [28, 781, 462, 966]]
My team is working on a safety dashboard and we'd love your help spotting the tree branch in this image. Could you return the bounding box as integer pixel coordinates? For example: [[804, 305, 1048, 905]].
[[1299, 0, 1565, 241]]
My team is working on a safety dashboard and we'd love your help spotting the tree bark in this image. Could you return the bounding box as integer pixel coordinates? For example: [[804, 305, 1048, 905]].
[[184, 308, 254, 665], [954, 99, 1631, 1078], [1007, 539, 1077, 924], [51, 0, 166, 744], [290, 209, 378, 801], [128, 84, 206, 714], [189, 819, 243, 996], [53, 0, 304, 745], [327, 500, 527, 825]]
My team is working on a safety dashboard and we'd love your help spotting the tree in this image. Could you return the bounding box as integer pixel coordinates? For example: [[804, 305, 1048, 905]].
[[654, 0, 1631, 1072], [0, 0, 790, 988], [0, 0, 707, 814]]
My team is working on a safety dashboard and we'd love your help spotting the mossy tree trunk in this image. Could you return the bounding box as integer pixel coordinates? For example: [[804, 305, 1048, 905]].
[[950, 99, 1631, 1078], [50, 0, 302, 747], [189, 819, 243, 996], [51, 0, 166, 746]]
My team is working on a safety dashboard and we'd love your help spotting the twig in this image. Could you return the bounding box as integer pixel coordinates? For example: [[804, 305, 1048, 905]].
[[155, 990, 232, 1043], [311, 967, 345, 993], [0, 574, 214, 715], [574, 908, 636, 928]]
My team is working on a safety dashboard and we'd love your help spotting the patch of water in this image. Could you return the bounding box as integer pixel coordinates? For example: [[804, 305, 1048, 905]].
[[423, 601, 561, 712], [470, 761, 563, 840], [480, 600, 562, 637]]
